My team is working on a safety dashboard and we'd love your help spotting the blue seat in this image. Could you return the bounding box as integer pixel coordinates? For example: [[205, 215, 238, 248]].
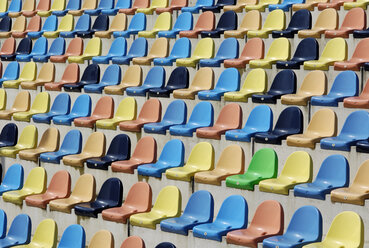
[[0, 214, 31, 248], [311, 71, 358, 107], [0, 62, 19, 85], [16, 37, 47, 62], [144, 100, 187, 134], [225, 105, 273, 142], [192, 195, 248, 242], [263, 206, 322, 248], [63, 64, 100, 92], [137, 139, 184, 178], [113, 12, 146, 38], [126, 66, 165, 96], [202, 0, 235, 12], [199, 38, 238, 67], [0, 164, 23, 195], [0, 210, 5, 238], [84, 64, 121, 93], [61, 14, 90, 38], [92, 37, 127, 64], [272, 9, 311, 38], [57, 224, 86, 248], [52, 94, 91, 125], [353, 26, 369, 38], [269, 0, 304, 11], [112, 37, 147, 64], [85, 0, 115, 15], [161, 190, 214, 235], [33, 37, 65, 62], [86, 134, 131, 170], [0, 123, 18, 148], [158, 12, 193, 38], [77, 14, 109, 38], [182, 0, 214, 13], [0, 0, 21, 17], [254, 106, 303, 145], [28, 15, 57, 39], [33, 93, 71, 124], [294, 155, 349, 200], [198, 68, 240, 101], [321, 110, 369, 151], [201, 11, 237, 38], [53, 0, 81, 16], [252, 70, 296, 103], [154, 37, 191, 66], [155, 243, 176, 248], [102, 0, 132, 15], [0, 17, 11, 33], [148, 67, 189, 97], [276, 38, 318, 69], [75, 177, 123, 217], [2, 38, 32, 61]]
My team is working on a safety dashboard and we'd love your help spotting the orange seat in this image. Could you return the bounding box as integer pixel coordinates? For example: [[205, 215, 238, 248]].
[[23, 0, 50, 16], [12, 15, 41, 38], [120, 236, 146, 248], [0, 91, 30, 120], [50, 38, 83, 63], [344, 78, 369, 108], [298, 8, 338, 38], [156, 0, 187, 13], [325, 8, 365, 38], [179, 11, 215, 38], [334, 38, 369, 71], [318, 0, 353, 9], [0, 37, 15, 58], [120, 0, 150, 14], [44, 63, 79, 91], [224, 38, 264, 68]]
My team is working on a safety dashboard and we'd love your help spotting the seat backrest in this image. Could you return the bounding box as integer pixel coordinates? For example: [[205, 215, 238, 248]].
[[24, 0, 36, 12], [70, 173, 95, 200], [351, 37, 369, 61], [59, 129, 82, 153], [247, 148, 277, 178], [38, 127, 59, 150], [12, 16, 26, 32], [7, 214, 31, 244], [50, 0, 65, 11], [70, 94, 91, 116], [157, 139, 184, 165], [81, 132, 105, 156], [216, 10, 237, 30], [131, 136, 157, 163], [91, 14, 109, 31], [46, 170, 70, 198], [58, 224, 85, 248], [214, 103, 242, 128], [114, 97, 136, 119], [30, 91, 49, 113], [36, 0, 50, 11], [80, 64, 100, 84], [116, 0, 131, 9], [31, 37, 47, 55], [143, 66, 165, 87], [150, 0, 168, 7], [215, 145, 244, 174], [60, 63, 80, 82], [190, 67, 213, 89], [23, 166, 45, 193], [97, 0, 114, 9], [188, 101, 213, 126], [268, 69, 296, 95], [120, 236, 145, 248], [8, 0, 21, 13], [185, 142, 213, 170], [240, 10, 261, 30], [96, 177, 123, 206], [244, 105, 273, 131], [122, 65, 142, 86], [249, 200, 284, 235], [263, 9, 285, 30], [299, 70, 326, 95], [173, 12, 192, 31], [57, 14, 74, 32], [340, 110, 369, 139], [265, 37, 290, 60], [242, 68, 267, 92], [48, 37, 65, 56], [42, 15, 57, 32], [215, 38, 238, 59], [279, 151, 312, 183], [26, 15, 41, 32], [288, 9, 311, 30], [15, 37, 32, 55], [214, 195, 247, 226], [166, 66, 189, 90], [105, 134, 130, 158], [193, 38, 214, 59], [65, 37, 83, 56], [314, 8, 338, 30], [128, 12, 146, 31], [19, 61, 37, 81], [162, 99, 186, 124], [195, 0, 214, 6], [2, 163, 23, 190], [83, 37, 101, 57], [136, 98, 161, 122], [11, 90, 29, 110], [110, 13, 126, 31], [341, 7, 365, 30], [100, 64, 121, 86], [17, 125, 37, 148], [88, 230, 113, 248], [74, 14, 90, 32], [81, 0, 97, 10], [2, 61, 19, 81], [153, 12, 171, 31], [148, 37, 168, 58], [91, 96, 114, 119], [305, 108, 336, 137], [182, 190, 214, 222], [170, 37, 191, 58], [124, 181, 152, 211], [65, 0, 81, 10], [0, 16, 11, 32], [274, 106, 303, 133], [30, 219, 57, 247], [241, 37, 264, 59], [0, 123, 18, 146], [152, 186, 181, 217], [214, 67, 239, 91], [128, 37, 147, 56], [194, 11, 215, 31], [50, 93, 70, 115], [292, 38, 318, 61], [0, 37, 15, 55], [320, 38, 347, 61], [314, 154, 349, 188]]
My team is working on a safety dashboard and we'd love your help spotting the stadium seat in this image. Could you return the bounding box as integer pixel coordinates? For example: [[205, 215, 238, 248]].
[[20, 62, 54, 90], [32, 93, 70, 124], [137, 139, 184, 178], [84, 64, 121, 93], [224, 0, 257, 11], [50, 37, 83, 63], [176, 38, 214, 67], [0, 89, 5, 110], [179, 11, 214, 38], [3, 61, 36, 88], [133, 38, 168, 65], [347, 80, 369, 108], [298, 8, 338, 38], [38, 0, 65, 16], [245, 0, 279, 11], [112, 37, 147, 64], [60, 14, 90, 38], [325, 8, 365, 38], [334, 38, 369, 70], [254, 106, 303, 145], [0, 163, 23, 195], [158, 13, 192, 38], [33, 38, 65, 62], [63, 64, 100, 92], [247, 10, 285, 38], [52, 0, 81, 16], [202, 11, 237, 38], [1, 0, 21, 18], [12, 92, 50, 122], [224, 38, 264, 68], [344, 0, 369, 9], [200, 38, 238, 67], [104, 65, 142, 95], [182, 0, 213, 12], [149, 67, 189, 97], [269, 0, 304, 11], [0, 214, 30, 247], [126, 66, 164, 96], [113, 12, 146, 37], [85, 0, 114, 15], [28, 15, 57, 38], [69, 0, 96, 15], [318, 0, 353, 9], [78, 14, 109, 38], [68, 37, 101, 63], [0, 0, 7, 16], [120, 236, 145, 248], [154, 38, 190, 66], [43, 14, 74, 38], [23, 0, 49, 16], [0, 17, 10, 37], [224, 10, 260, 38], [272, 10, 311, 38], [130, 186, 181, 229], [2, 37, 31, 61], [45, 63, 80, 90], [0, 125, 36, 157], [249, 38, 290, 68], [0, 37, 15, 61], [202, 0, 235, 12], [226, 200, 284, 247], [88, 230, 113, 248], [292, 0, 328, 11], [102, 0, 132, 14], [57, 224, 86, 248], [156, 0, 187, 13], [15, 219, 57, 248], [0, 15, 23, 35], [0, 90, 28, 120], [52, 94, 91, 125], [95, 13, 126, 38], [138, 13, 171, 38], [137, 0, 168, 14], [119, 0, 149, 14], [12, 15, 40, 38]]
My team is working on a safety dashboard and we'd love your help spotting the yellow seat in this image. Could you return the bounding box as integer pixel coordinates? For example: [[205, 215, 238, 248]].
[[176, 38, 214, 67], [2, 167, 46, 205], [68, 37, 101, 64], [3, 62, 37, 89], [224, 68, 267, 102], [0, 16, 25, 38], [62, 132, 106, 167], [281, 70, 327, 105], [247, 10, 285, 38], [130, 186, 181, 229], [224, 10, 261, 38], [303, 211, 363, 248], [96, 97, 137, 130], [88, 230, 114, 248], [44, 14, 74, 38], [298, 8, 338, 38], [49, 174, 95, 213], [20, 62, 55, 90], [0, 125, 37, 158], [104, 65, 142, 95], [138, 12, 172, 38], [304, 38, 347, 70], [245, 0, 280, 11], [38, 0, 65, 17], [249, 38, 290, 68], [166, 142, 214, 182], [19, 127, 59, 162], [137, 0, 168, 14], [133, 38, 169, 65], [0, 91, 30, 120], [224, 0, 258, 12], [344, 0, 369, 9], [0, 0, 8, 14], [9, 0, 35, 18], [292, 0, 327, 10], [13, 92, 50, 122], [69, 0, 97, 15], [14, 219, 57, 248], [0, 89, 6, 111], [95, 13, 127, 38], [259, 151, 312, 195]]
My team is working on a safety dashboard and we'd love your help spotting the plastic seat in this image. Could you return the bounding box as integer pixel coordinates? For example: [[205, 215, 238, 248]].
[[0, 17, 11, 38], [137, 139, 184, 178], [224, 38, 264, 68], [23, 0, 49, 16], [78, 14, 109, 38], [0, 15, 24, 38], [247, 10, 285, 38], [50, 37, 83, 63], [293, 0, 328, 11], [33, 38, 65, 63], [263, 206, 322, 248], [133, 38, 168, 65], [119, 0, 149, 14], [32, 93, 70, 124], [14, 219, 57, 248], [59, 14, 90, 38], [20, 62, 54, 90], [68, 37, 101, 63], [112, 37, 147, 65], [104, 65, 142, 95], [74, 177, 123, 217], [161, 190, 214, 235], [69, 0, 96, 15], [84, 64, 121, 93], [176, 38, 214, 67], [136, 0, 168, 14], [245, 0, 279, 11], [88, 230, 113, 248], [52, 0, 81, 16], [344, 78, 369, 108], [155, 0, 187, 13], [0, 89, 5, 111], [43, 14, 73, 38], [182, 0, 214, 13], [13, 92, 50, 122], [201, 11, 237, 38], [130, 186, 181, 229], [3, 61, 36, 88], [1, 37, 31, 61], [38, 0, 65, 16], [126, 66, 164, 96], [85, 0, 114, 15], [344, 0, 369, 9], [179, 11, 215, 38], [95, 13, 126, 38], [155, 243, 176, 248], [325, 8, 365, 38], [249, 38, 290, 68], [0, 214, 31, 247], [57, 225, 86, 248], [200, 38, 238, 67], [0, 163, 23, 195], [52, 94, 91, 125], [12, 15, 40, 38], [39, 129, 82, 164], [335, 38, 369, 71], [25, 170, 71, 209], [149, 67, 189, 97], [102, 0, 132, 15], [318, 0, 353, 9], [202, 0, 235, 12], [0, 90, 28, 120], [28, 15, 57, 39], [269, 0, 303, 10], [138, 12, 171, 38], [49, 174, 95, 213], [0, 60, 25, 85], [45, 63, 80, 91], [158, 12, 192, 38], [120, 236, 146, 248], [272, 10, 311, 38], [113, 12, 146, 37], [0, 37, 15, 61], [224, 10, 260, 38], [223, 0, 257, 11], [63, 64, 100, 92], [298, 9, 338, 38]]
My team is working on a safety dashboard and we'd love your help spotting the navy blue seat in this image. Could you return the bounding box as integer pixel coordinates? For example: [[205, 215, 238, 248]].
[[0, 62, 19, 85], [126, 66, 165, 96], [269, 0, 304, 11], [77, 14, 109, 38], [28, 15, 57, 39], [0, 0, 21, 17], [155, 243, 176, 248], [353, 26, 369, 38], [182, 0, 214, 13], [112, 37, 147, 65], [33, 93, 71, 124], [84, 64, 121, 93], [113, 12, 146, 38], [148, 67, 189, 97], [158, 12, 193, 38], [85, 0, 115, 15], [33, 37, 65, 62], [202, 0, 235, 12], [200, 38, 238, 67], [0, 214, 31, 248], [254, 106, 303, 145], [63, 64, 100, 92], [201, 11, 237, 38], [0, 17, 11, 33], [2, 37, 32, 61], [61, 14, 90, 38], [86, 134, 131, 170], [57, 224, 85, 248], [272, 9, 311, 38], [92, 37, 127, 64], [0, 123, 18, 148], [0, 163, 23, 195], [74, 178, 123, 218], [53, 0, 81, 16], [154, 37, 191, 66], [252, 70, 296, 103], [102, 0, 132, 15], [52, 94, 91, 125], [16, 37, 47, 62]]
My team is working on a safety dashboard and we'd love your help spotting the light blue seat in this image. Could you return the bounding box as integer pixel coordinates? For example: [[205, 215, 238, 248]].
[[57, 224, 86, 248], [0, 164, 23, 195], [158, 12, 193, 38], [126, 66, 165, 96], [170, 102, 213, 137], [192, 195, 247, 242], [102, 0, 132, 15], [92, 37, 127, 64], [154, 37, 191, 66], [33, 93, 71, 124], [161, 190, 214, 235], [137, 139, 185, 177], [321, 110, 369, 151], [33, 37, 65, 62], [28, 15, 58, 39], [53, 94, 91, 125], [113, 12, 146, 37], [60, 14, 90, 38], [40, 129, 82, 164], [0, 62, 19, 86], [16, 37, 48, 62], [144, 100, 187, 134], [0, 210, 5, 238], [269, 0, 304, 11], [53, 0, 81, 16], [111, 37, 147, 64], [0, 214, 31, 248], [84, 64, 121, 93], [0, 0, 21, 17], [294, 155, 349, 200], [85, 0, 115, 15], [198, 68, 239, 101], [225, 105, 273, 142], [181, 0, 214, 13], [311, 71, 359, 107], [199, 38, 238, 67], [263, 206, 322, 248]]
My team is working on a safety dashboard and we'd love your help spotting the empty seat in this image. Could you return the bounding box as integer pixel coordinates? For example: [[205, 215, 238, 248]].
[[88, 230, 113, 248], [21, 62, 55, 90], [45, 63, 80, 91], [0, 17, 11, 36], [0, 214, 31, 247], [12, 15, 40, 38], [199, 38, 239, 67], [126, 66, 165, 96], [137, 0, 168, 14], [57, 224, 86, 248], [85, 0, 114, 15], [102, 0, 132, 15], [179, 11, 214, 38], [224, 38, 264, 68], [224, 0, 257, 11], [318, 0, 352, 9], [269, 0, 303, 11], [154, 38, 191, 66], [63, 64, 99, 92], [33, 37, 65, 62], [149, 67, 189, 97], [298, 8, 337, 38], [84, 64, 121, 93], [43, 14, 74, 38], [2, 37, 31, 61], [182, 0, 214, 12], [325, 8, 365, 38], [104, 65, 142, 95], [93, 37, 125, 64], [344, 78, 369, 108], [112, 37, 147, 64], [247, 10, 285, 38], [0, 125, 37, 158], [0, 163, 23, 195], [245, 0, 279, 11], [0, 16, 25, 38], [176, 38, 214, 67], [201, 11, 237, 38], [113, 12, 146, 37], [59, 14, 90, 37], [68, 37, 101, 64], [344, 0, 369, 9], [3, 61, 37, 88], [224, 10, 260, 38], [120, 236, 145, 248], [0, 90, 29, 120], [118, 0, 148, 14], [202, 0, 235, 12], [133, 38, 168, 65], [38, 0, 65, 16], [28, 15, 57, 39], [52, 0, 81, 16], [293, 0, 327, 10], [52, 94, 91, 125], [158, 12, 192, 38], [12, 92, 50, 122], [249, 38, 290, 68], [50, 37, 83, 63], [335, 38, 369, 71], [23, 0, 50, 16], [272, 9, 311, 38], [95, 13, 126, 38], [138, 12, 171, 38], [32, 93, 70, 124], [15, 219, 57, 248], [0, 37, 15, 61], [77, 14, 109, 38]]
